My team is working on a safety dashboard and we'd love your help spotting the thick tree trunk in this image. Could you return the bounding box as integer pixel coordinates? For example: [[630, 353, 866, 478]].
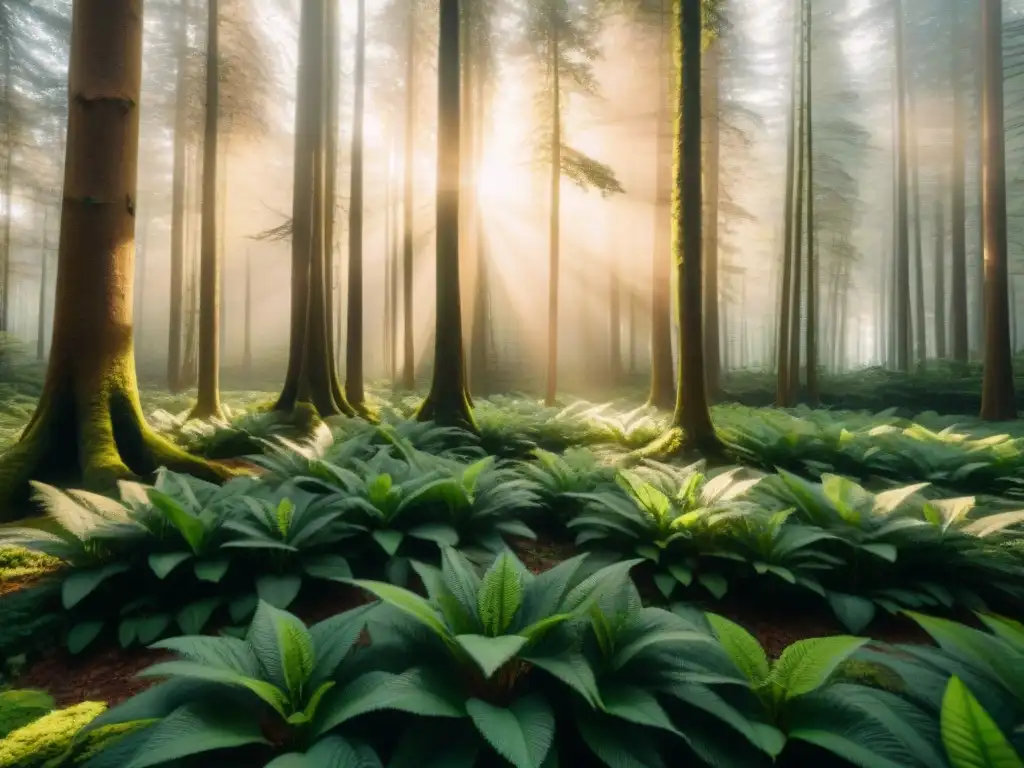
[[648, 0, 675, 409], [950, 0, 969, 364], [980, 0, 1016, 420], [703, 40, 721, 398], [192, 0, 222, 420], [275, 0, 352, 417], [133, 214, 149, 350], [345, 0, 366, 410], [776, 0, 799, 406], [667, 0, 717, 452], [400, 4, 417, 391], [544, 14, 561, 407], [934, 185, 947, 359], [167, 0, 189, 392], [0, 0, 228, 520], [416, 0, 475, 430]]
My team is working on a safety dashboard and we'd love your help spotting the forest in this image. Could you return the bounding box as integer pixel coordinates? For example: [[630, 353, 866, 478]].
[[1, 0, 1024, 765]]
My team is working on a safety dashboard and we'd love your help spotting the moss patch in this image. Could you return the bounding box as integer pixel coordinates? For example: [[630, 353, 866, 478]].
[[0, 701, 105, 767]]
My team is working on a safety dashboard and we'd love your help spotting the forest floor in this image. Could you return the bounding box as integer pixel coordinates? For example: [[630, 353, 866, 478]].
[[1, 371, 1022, 716]]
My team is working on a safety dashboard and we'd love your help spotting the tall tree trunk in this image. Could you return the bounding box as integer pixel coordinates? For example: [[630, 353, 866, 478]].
[[544, 12, 561, 407], [788, 0, 806, 404], [401, 3, 417, 391], [469, 43, 491, 395], [345, 0, 366, 409], [275, 0, 352, 417], [648, 0, 675, 409], [167, 0, 189, 392], [323, 0, 345, 409], [36, 208, 50, 361], [909, 83, 927, 368], [192, 0, 222, 419], [894, 0, 911, 371], [949, 1, 969, 364], [703, 39, 721, 398], [416, 0, 474, 429], [1, 44, 12, 336], [243, 248, 252, 376], [776, 0, 799, 406], [133, 214, 149, 350], [0, 0, 227, 520], [667, 0, 717, 452], [980, 0, 1016, 420], [933, 179, 947, 360], [804, 0, 818, 406], [609, 231, 621, 384]]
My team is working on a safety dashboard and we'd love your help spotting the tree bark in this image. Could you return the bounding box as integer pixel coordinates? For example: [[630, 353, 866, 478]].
[[469, 42, 491, 395], [648, 0, 675, 409], [36, 208, 50, 361], [345, 0, 366, 410], [933, 183, 947, 359], [0, 0, 229, 520], [980, 0, 1016, 420], [703, 39, 721, 398], [893, 0, 911, 371], [908, 79, 927, 368], [167, 0, 189, 392], [667, 0, 717, 452], [950, 0, 969, 364], [776, 0, 799, 406], [416, 0, 475, 430], [1, 44, 12, 335], [192, 0, 223, 420], [400, 3, 417, 391], [133, 213, 149, 350], [544, 10, 561, 407], [804, 0, 818, 405], [788, 0, 806, 404]]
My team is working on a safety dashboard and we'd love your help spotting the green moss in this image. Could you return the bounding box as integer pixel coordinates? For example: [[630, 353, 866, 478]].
[[0, 701, 105, 768], [0, 690, 55, 738], [0, 547, 61, 581], [71, 720, 155, 764], [835, 659, 907, 694]]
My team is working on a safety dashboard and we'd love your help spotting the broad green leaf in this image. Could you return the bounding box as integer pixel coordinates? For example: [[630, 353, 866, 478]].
[[194, 558, 230, 583], [617, 472, 672, 519], [668, 563, 693, 586], [478, 553, 525, 636], [62, 564, 130, 609], [372, 529, 405, 556], [67, 620, 105, 654], [466, 694, 555, 768], [455, 634, 528, 678], [941, 677, 1024, 768], [348, 579, 450, 639], [137, 614, 171, 645], [176, 598, 221, 635], [148, 490, 207, 553], [302, 554, 353, 582], [789, 730, 911, 768], [125, 702, 269, 768], [706, 613, 770, 685], [148, 552, 192, 580], [653, 573, 676, 599], [256, 574, 303, 609], [698, 572, 728, 600], [136, 660, 290, 717], [772, 636, 868, 699], [407, 523, 460, 546], [827, 593, 877, 634]]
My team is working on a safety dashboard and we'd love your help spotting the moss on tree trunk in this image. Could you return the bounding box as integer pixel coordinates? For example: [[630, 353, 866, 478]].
[[0, 0, 230, 521]]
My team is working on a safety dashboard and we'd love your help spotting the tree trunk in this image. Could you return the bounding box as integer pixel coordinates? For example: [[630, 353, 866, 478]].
[[1, 44, 12, 335], [167, 0, 189, 392], [776, 0, 799, 406], [0, 0, 228, 520], [648, 0, 675, 409], [703, 39, 721, 398], [36, 208, 50, 361], [894, 0, 911, 371], [949, 0, 969, 364], [788, 0, 806, 405], [133, 214, 149, 350], [243, 248, 252, 376], [667, 0, 717, 452], [274, 0, 352, 417], [908, 80, 927, 368], [192, 0, 222, 420], [544, 12, 561, 407], [400, 3, 417, 391], [416, 0, 474, 429], [980, 0, 1016, 420], [469, 44, 491, 395], [609, 230, 621, 384], [804, 0, 818, 406], [934, 180, 947, 359], [345, 0, 366, 409]]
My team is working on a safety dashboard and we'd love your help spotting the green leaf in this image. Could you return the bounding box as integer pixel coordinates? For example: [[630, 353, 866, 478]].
[[478, 553, 525, 636], [256, 574, 303, 609], [137, 614, 171, 645], [62, 564, 130, 609], [698, 572, 728, 600], [668, 564, 693, 587], [860, 543, 898, 563], [466, 694, 555, 768], [124, 702, 269, 768], [176, 598, 221, 635], [348, 579, 449, 639], [455, 634, 528, 678], [462, 457, 495, 493], [941, 676, 1024, 768], [248, 600, 315, 699], [148, 489, 207, 554], [67, 620, 104, 654], [772, 636, 869, 699], [302, 554, 353, 582], [372, 529, 405, 556], [119, 617, 139, 649], [136, 660, 290, 717], [827, 593, 877, 634], [148, 552, 192, 580], [789, 729, 911, 768], [228, 592, 258, 623], [653, 573, 676, 599], [617, 472, 671, 518], [194, 558, 230, 583], [407, 523, 460, 546], [706, 613, 770, 685]]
